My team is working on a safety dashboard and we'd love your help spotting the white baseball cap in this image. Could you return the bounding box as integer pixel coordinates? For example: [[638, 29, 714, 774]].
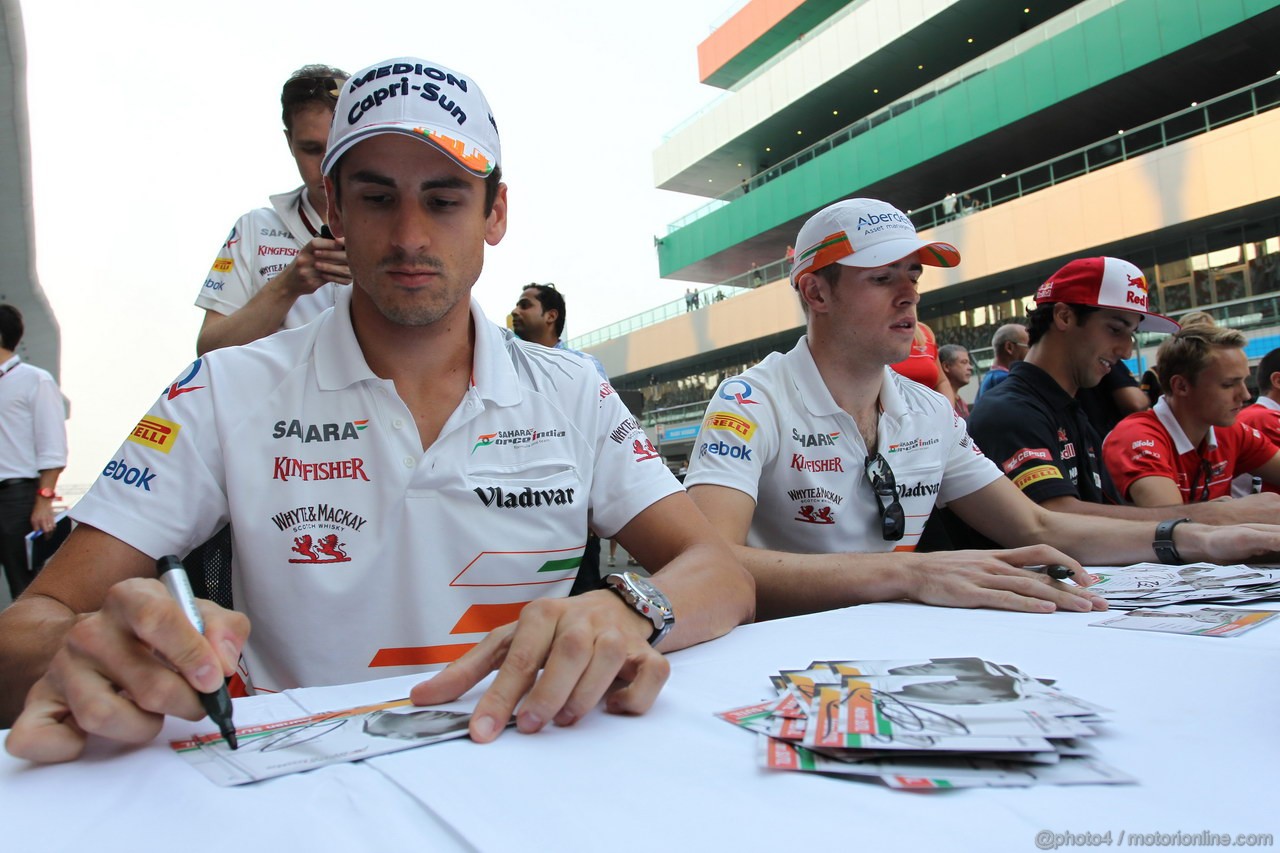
[[790, 198, 960, 286], [321, 57, 500, 178]]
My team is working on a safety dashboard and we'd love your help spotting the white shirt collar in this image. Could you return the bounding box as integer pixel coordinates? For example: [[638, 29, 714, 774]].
[[1153, 396, 1217, 453], [312, 288, 522, 408]]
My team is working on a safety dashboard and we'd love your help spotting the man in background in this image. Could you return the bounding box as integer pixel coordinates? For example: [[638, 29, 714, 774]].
[[1234, 346, 1280, 495], [0, 305, 66, 600], [938, 343, 973, 418], [1103, 313, 1280, 505], [194, 64, 353, 355], [974, 322, 1028, 401], [966, 259, 1277, 525], [510, 282, 610, 585]]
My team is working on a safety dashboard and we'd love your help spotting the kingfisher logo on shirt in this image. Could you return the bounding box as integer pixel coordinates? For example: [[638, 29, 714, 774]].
[[128, 416, 181, 454], [274, 419, 369, 442], [273, 456, 370, 482], [791, 454, 844, 473]]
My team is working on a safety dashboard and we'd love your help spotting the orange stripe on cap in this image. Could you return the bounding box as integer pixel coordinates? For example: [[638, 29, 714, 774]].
[[919, 242, 961, 268], [369, 643, 478, 668], [805, 232, 854, 272], [450, 601, 531, 634]]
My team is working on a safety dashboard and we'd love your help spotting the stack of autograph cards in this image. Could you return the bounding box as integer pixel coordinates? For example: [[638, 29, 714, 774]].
[[1091, 605, 1279, 637], [715, 658, 1135, 790], [1089, 563, 1280, 610]]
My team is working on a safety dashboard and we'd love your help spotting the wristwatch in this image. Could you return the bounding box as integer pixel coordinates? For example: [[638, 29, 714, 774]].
[[36, 487, 56, 500], [605, 571, 674, 647], [1153, 517, 1191, 565]]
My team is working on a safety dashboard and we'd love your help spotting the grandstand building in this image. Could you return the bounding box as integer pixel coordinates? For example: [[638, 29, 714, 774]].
[[575, 0, 1280, 465]]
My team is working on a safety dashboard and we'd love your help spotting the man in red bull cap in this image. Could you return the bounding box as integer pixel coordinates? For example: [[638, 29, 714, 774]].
[[686, 202, 1280, 621], [967, 257, 1280, 536]]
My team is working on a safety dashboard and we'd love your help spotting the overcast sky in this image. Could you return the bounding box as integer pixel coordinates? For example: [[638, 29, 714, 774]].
[[22, 0, 737, 489]]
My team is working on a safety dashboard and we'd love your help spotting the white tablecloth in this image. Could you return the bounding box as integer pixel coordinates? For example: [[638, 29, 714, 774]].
[[3, 602, 1277, 852]]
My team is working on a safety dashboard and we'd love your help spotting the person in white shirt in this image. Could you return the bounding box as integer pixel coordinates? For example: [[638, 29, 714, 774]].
[[194, 65, 354, 355], [685, 198, 1280, 621], [2, 57, 754, 762], [0, 305, 66, 599]]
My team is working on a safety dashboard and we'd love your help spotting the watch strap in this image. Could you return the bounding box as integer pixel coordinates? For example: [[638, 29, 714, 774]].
[[1153, 517, 1190, 565], [36, 487, 57, 500]]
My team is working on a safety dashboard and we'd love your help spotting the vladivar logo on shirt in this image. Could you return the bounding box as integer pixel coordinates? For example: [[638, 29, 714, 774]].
[[473, 486, 576, 508]]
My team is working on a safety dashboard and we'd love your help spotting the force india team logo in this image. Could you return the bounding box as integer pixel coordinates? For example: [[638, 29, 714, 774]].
[[472, 427, 567, 454]]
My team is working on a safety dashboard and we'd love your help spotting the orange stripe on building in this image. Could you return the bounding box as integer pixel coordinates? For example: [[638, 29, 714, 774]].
[[697, 0, 806, 83], [369, 643, 478, 668], [450, 601, 531, 634]]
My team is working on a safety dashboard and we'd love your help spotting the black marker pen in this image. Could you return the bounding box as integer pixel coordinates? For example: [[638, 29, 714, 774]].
[[1028, 564, 1075, 581], [156, 555, 238, 749]]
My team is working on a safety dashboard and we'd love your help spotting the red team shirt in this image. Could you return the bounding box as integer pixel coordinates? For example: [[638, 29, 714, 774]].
[[1236, 398, 1280, 494], [1103, 399, 1278, 503]]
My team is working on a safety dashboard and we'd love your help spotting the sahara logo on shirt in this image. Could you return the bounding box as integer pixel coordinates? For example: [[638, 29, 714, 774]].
[[719, 379, 759, 406], [274, 419, 370, 442], [128, 416, 181, 454], [792, 429, 840, 447]]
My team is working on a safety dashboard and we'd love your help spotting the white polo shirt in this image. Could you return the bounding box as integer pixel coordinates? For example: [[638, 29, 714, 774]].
[[683, 337, 1001, 553], [0, 356, 67, 479], [72, 290, 679, 693], [194, 187, 341, 329]]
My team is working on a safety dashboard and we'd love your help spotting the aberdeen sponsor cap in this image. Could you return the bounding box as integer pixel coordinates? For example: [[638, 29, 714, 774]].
[[790, 198, 960, 287], [1034, 257, 1178, 333], [322, 57, 500, 178]]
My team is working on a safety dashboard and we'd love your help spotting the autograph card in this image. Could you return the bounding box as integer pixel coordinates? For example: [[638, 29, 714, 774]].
[[171, 698, 477, 786], [1091, 606, 1280, 637]]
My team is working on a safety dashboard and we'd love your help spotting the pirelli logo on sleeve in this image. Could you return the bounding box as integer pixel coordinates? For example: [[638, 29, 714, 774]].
[[1011, 464, 1062, 491], [211, 258, 234, 273], [127, 415, 182, 454], [704, 411, 756, 441]]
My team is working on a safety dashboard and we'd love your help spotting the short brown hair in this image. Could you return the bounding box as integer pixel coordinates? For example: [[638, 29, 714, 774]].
[[1156, 312, 1246, 385]]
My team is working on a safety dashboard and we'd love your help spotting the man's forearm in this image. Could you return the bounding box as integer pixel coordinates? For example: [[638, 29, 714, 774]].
[[0, 595, 78, 726], [648, 540, 755, 651], [731, 544, 910, 621], [196, 275, 301, 355]]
